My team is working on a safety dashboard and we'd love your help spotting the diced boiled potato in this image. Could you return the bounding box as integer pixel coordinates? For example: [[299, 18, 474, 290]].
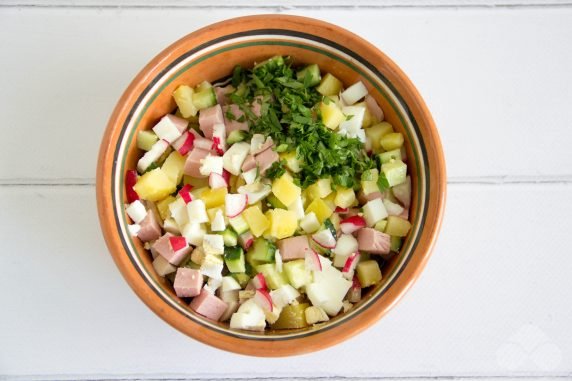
[[156, 195, 176, 221], [380, 132, 404, 151], [322, 192, 336, 210], [299, 212, 321, 234], [161, 151, 186, 185], [362, 198, 388, 227], [306, 178, 332, 200], [320, 101, 345, 130], [267, 209, 298, 240], [334, 187, 356, 208], [173, 85, 198, 118], [381, 160, 407, 187], [378, 149, 402, 164], [361, 180, 379, 196], [133, 168, 176, 202], [137, 130, 158, 151], [271, 175, 302, 207], [305, 198, 333, 225], [374, 219, 387, 232], [356, 260, 382, 288], [385, 216, 412, 237], [183, 175, 209, 188], [242, 206, 270, 237], [341, 81, 368, 105], [199, 187, 227, 209], [365, 122, 394, 152], [186, 199, 209, 224], [316, 73, 343, 96], [280, 151, 303, 173]]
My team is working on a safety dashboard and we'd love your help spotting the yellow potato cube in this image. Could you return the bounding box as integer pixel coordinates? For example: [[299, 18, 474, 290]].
[[316, 73, 343, 96], [380, 132, 404, 151], [365, 122, 394, 152], [156, 195, 176, 221], [267, 209, 298, 239], [242, 206, 270, 237], [323, 192, 336, 210], [280, 151, 303, 173], [133, 168, 176, 202], [161, 151, 186, 185], [320, 101, 345, 130], [173, 85, 198, 118], [306, 178, 332, 200], [199, 187, 227, 209], [183, 175, 209, 188], [334, 187, 356, 208], [305, 198, 333, 225], [272, 175, 302, 207], [385, 216, 411, 237]]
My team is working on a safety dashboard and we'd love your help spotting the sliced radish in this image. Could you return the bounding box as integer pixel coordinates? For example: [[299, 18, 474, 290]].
[[238, 231, 254, 250], [209, 172, 228, 189], [172, 131, 195, 156], [225, 193, 248, 218], [305, 249, 322, 272], [312, 229, 337, 249], [222, 169, 231, 185], [211, 136, 224, 156], [252, 273, 268, 290], [169, 236, 187, 252], [342, 252, 360, 279], [340, 215, 367, 235], [178, 184, 193, 204], [125, 170, 139, 203], [334, 206, 348, 214], [253, 289, 273, 312], [212, 123, 227, 154], [348, 276, 362, 303]]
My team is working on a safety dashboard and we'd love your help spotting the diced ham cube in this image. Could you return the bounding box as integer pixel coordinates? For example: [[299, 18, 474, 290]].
[[255, 148, 279, 175], [199, 104, 224, 139], [137, 211, 161, 242], [223, 104, 249, 134], [173, 268, 203, 298], [152, 233, 192, 265], [358, 190, 383, 204], [241, 154, 256, 172], [214, 85, 234, 105], [357, 228, 390, 255], [184, 148, 210, 178], [277, 235, 311, 261], [251, 136, 274, 155], [189, 288, 228, 321], [365, 94, 384, 122]]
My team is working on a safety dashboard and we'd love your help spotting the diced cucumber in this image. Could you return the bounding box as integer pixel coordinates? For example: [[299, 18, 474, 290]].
[[378, 149, 402, 165], [297, 64, 321, 87], [224, 246, 245, 273], [374, 219, 387, 232], [385, 216, 412, 237], [222, 228, 238, 247], [267, 194, 287, 209], [229, 214, 249, 235], [227, 130, 247, 145], [390, 236, 403, 252], [271, 303, 309, 329], [137, 130, 158, 151], [254, 55, 285, 70], [380, 132, 404, 151], [283, 259, 312, 289], [317, 73, 343, 96], [356, 260, 382, 288], [255, 263, 288, 289], [380, 160, 407, 188], [231, 272, 251, 288], [246, 237, 276, 266], [235, 82, 248, 97], [195, 80, 212, 92], [192, 87, 217, 110]]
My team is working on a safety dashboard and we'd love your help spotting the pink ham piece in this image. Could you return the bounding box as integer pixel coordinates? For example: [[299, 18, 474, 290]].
[[164, 114, 189, 134], [252, 137, 274, 155], [277, 235, 311, 261], [199, 104, 224, 139], [173, 268, 203, 298], [241, 154, 256, 172], [137, 211, 161, 242], [255, 148, 279, 175], [365, 95, 384, 122], [184, 148, 210, 178], [223, 104, 249, 134], [152, 233, 192, 265], [189, 129, 216, 153], [190, 288, 228, 321], [357, 228, 390, 255], [214, 85, 234, 105]]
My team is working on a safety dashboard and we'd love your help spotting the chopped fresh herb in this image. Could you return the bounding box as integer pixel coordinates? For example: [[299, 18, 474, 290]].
[[377, 172, 390, 191], [346, 114, 354, 121], [264, 160, 287, 180]]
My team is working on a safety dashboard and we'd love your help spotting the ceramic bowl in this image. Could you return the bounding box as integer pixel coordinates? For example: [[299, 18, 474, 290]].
[[97, 14, 446, 356]]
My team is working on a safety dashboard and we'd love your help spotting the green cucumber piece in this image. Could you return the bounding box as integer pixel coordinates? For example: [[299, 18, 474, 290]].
[[380, 160, 407, 187], [137, 130, 158, 151], [192, 87, 217, 110], [231, 272, 251, 288], [226, 130, 248, 145], [195, 80, 212, 92], [283, 259, 312, 289], [254, 55, 285, 70], [378, 149, 402, 165], [267, 194, 287, 209], [222, 228, 238, 247], [297, 64, 321, 87], [255, 263, 288, 289], [246, 238, 276, 266], [390, 236, 402, 252], [224, 246, 245, 273], [229, 215, 249, 235]]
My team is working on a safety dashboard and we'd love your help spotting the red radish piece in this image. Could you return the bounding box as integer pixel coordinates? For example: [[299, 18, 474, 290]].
[[305, 249, 322, 272], [335, 206, 348, 213], [211, 137, 224, 156], [125, 170, 139, 203], [209, 173, 228, 189], [225, 194, 248, 218], [222, 169, 231, 185], [238, 231, 254, 250], [172, 131, 195, 156], [340, 215, 367, 235], [348, 276, 362, 303], [253, 289, 273, 312], [342, 252, 360, 279], [169, 236, 187, 252], [178, 184, 193, 204], [252, 273, 268, 290], [312, 229, 337, 249]]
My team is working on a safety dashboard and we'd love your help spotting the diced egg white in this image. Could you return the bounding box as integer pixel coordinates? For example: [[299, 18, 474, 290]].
[[204, 277, 223, 294], [270, 285, 300, 309], [222, 142, 250, 176], [210, 209, 226, 232], [200, 254, 224, 280], [221, 276, 241, 293], [168, 197, 189, 226], [136, 140, 169, 173], [203, 234, 225, 256], [241, 167, 258, 185], [162, 218, 181, 235], [152, 115, 183, 143], [341, 81, 368, 105], [274, 249, 283, 273], [199, 154, 224, 176], [186, 199, 209, 224], [250, 134, 265, 153], [181, 222, 206, 246], [127, 224, 141, 236], [238, 182, 272, 205], [362, 198, 388, 227]]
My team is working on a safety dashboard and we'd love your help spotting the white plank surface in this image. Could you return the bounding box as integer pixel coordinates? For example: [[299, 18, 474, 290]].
[[1, 7, 572, 182], [1, 184, 571, 378]]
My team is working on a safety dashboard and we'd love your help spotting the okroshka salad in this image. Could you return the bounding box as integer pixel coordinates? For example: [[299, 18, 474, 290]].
[[124, 56, 412, 331]]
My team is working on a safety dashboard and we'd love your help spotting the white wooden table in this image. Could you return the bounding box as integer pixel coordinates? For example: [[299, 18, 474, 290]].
[[1, 1, 571, 380]]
